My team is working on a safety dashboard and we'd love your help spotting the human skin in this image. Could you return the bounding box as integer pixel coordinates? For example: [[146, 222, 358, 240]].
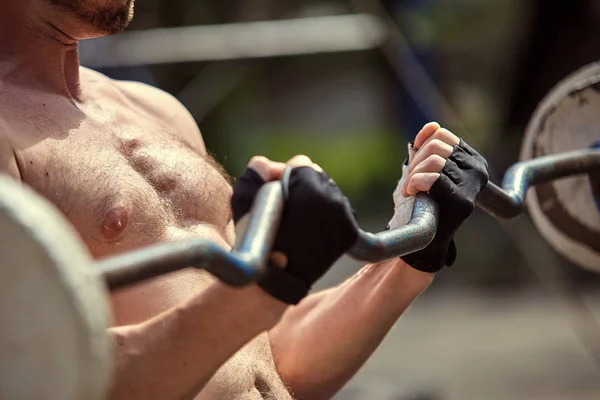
[[0, 1, 453, 399]]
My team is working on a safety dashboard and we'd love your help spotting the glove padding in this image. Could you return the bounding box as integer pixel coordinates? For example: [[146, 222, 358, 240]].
[[232, 167, 359, 304], [392, 139, 488, 273]]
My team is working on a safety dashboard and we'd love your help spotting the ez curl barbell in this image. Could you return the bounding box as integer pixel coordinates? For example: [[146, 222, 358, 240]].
[[1, 63, 600, 400], [0, 137, 597, 400], [98, 63, 600, 289], [97, 148, 600, 290]]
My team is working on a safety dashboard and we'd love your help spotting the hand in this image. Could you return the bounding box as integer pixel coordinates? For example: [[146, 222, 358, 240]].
[[231, 155, 359, 304], [403, 122, 460, 197], [390, 122, 489, 273]]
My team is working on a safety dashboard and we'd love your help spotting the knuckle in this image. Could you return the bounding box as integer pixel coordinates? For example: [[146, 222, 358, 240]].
[[430, 154, 446, 167], [430, 129, 442, 141], [424, 138, 442, 153], [422, 155, 436, 168], [430, 138, 445, 150]]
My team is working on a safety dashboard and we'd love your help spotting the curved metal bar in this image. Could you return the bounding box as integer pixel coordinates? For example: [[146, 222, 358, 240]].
[[230, 181, 284, 273], [348, 193, 440, 262], [99, 240, 255, 290], [476, 149, 600, 220], [100, 182, 284, 290], [100, 148, 600, 290]]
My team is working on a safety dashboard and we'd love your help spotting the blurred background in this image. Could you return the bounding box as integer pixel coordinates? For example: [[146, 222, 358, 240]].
[[81, 1, 600, 399]]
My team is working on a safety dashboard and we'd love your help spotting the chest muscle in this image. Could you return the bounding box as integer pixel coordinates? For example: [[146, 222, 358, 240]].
[[9, 102, 232, 257]]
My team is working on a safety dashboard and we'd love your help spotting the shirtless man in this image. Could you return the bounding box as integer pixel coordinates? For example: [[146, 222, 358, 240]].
[[0, 1, 489, 399]]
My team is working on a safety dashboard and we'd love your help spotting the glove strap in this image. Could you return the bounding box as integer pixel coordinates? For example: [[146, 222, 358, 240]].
[[400, 239, 457, 273], [257, 264, 310, 305]]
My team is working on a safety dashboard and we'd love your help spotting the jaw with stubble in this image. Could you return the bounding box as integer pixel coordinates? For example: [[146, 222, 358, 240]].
[[48, 0, 135, 36]]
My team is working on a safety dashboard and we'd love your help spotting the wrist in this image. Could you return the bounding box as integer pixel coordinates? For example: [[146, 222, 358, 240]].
[[212, 281, 289, 329], [390, 258, 435, 295]]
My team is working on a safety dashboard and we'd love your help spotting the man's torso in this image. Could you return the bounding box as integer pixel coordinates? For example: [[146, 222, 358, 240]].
[[0, 68, 292, 400]]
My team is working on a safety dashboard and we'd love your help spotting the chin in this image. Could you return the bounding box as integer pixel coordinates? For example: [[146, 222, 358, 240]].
[[50, 0, 135, 38], [99, 0, 135, 35]]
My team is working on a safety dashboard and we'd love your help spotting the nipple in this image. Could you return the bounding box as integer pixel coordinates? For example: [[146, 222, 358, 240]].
[[101, 206, 129, 240]]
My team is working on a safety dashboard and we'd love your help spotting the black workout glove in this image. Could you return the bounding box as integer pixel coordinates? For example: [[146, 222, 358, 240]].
[[232, 167, 359, 304], [400, 139, 489, 273]]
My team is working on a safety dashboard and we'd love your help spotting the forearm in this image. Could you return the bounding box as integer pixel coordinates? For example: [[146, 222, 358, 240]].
[[269, 259, 433, 400], [108, 282, 286, 400]]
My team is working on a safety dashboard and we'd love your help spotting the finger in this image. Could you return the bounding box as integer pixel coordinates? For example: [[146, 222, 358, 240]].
[[408, 139, 454, 174], [414, 122, 441, 149], [406, 154, 446, 183], [404, 172, 440, 196], [418, 127, 460, 151], [248, 156, 287, 181], [286, 155, 323, 172]]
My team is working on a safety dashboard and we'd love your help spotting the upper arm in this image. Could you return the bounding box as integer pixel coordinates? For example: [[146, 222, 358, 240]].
[[0, 119, 21, 181], [117, 80, 207, 155]]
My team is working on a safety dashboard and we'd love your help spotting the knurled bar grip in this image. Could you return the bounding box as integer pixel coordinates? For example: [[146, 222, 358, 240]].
[[99, 149, 600, 290]]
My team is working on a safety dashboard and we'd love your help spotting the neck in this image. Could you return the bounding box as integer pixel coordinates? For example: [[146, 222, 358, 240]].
[[0, 1, 85, 101]]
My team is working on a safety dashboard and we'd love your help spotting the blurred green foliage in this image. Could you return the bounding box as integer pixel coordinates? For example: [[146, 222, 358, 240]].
[[231, 130, 406, 197]]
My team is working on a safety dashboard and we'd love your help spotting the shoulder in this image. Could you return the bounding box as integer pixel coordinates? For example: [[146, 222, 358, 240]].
[[119, 80, 207, 154], [81, 68, 206, 154]]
